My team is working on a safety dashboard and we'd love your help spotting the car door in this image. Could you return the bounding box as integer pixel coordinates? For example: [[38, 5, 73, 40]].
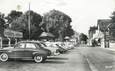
[[24, 43, 38, 59], [10, 43, 26, 58]]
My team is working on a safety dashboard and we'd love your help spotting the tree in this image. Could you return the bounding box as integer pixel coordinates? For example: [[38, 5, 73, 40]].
[[0, 12, 5, 37], [41, 9, 72, 41], [64, 25, 74, 37], [111, 11, 115, 23], [11, 10, 42, 40], [6, 10, 23, 24], [79, 33, 88, 44], [109, 11, 115, 40]]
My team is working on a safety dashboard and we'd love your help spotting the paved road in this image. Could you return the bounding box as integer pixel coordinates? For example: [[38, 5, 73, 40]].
[[0, 47, 115, 71], [78, 47, 115, 71]]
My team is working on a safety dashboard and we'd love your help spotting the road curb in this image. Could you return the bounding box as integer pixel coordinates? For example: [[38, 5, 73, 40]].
[[101, 48, 115, 51], [107, 48, 115, 51]]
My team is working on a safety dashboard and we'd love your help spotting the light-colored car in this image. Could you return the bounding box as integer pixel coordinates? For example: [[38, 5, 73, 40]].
[[40, 43, 60, 56], [55, 44, 67, 53]]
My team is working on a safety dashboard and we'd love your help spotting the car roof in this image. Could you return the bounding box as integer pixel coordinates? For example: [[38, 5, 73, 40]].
[[19, 40, 41, 43]]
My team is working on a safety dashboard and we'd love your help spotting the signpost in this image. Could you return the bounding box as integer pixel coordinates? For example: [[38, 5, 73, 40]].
[[4, 29, 14, 37], [4, 29, 23, 38], [3, 29, 23, 47]]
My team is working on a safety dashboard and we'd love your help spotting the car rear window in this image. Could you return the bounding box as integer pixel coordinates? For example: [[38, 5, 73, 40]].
[[26, 43, 36, 49], [15, 43, 25, 48]]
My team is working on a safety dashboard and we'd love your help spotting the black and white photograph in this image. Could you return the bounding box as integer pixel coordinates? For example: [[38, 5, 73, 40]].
[[0, 0, 115, 71]]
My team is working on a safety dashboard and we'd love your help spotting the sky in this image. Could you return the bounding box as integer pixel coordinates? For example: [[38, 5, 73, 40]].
[[0, 0, 115, 35]]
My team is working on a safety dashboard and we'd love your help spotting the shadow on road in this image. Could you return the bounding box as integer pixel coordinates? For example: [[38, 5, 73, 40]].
[[0, 61, 26, 69], [0, 59, 35, 65], [45, 60, 65, 64], [48, 57, 68, 60]]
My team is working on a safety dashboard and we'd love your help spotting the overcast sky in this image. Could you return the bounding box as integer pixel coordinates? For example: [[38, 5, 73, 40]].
[[0, 0, 115, 34]]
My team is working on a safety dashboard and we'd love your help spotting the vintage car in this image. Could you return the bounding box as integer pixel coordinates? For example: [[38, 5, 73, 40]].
[[55, 44, 67, 53], [0, 41, 51, 63], [40, 42, 60, 56]]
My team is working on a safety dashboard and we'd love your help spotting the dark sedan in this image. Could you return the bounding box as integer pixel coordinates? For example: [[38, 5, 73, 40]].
[[0, 41, 51, 63]]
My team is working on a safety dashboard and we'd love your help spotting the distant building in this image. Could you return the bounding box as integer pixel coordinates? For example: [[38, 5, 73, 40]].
[[91, 19, 111, 48], [97, 19, 111, 32], [88, 26, 98, 46], [107, 22, 115, 41], [69, 31, 80, 45]]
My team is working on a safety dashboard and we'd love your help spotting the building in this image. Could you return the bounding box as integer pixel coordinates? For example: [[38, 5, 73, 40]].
[[90, 19, 111, 48], [88, 26, 98, 46], [71, 31, 80, 44]]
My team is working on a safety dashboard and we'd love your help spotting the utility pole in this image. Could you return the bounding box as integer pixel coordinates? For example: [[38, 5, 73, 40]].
[[28, 3, 31, 40], [102, 22, 107, 48], [103, 24, 110, 48], [104, 30, 106, 48]]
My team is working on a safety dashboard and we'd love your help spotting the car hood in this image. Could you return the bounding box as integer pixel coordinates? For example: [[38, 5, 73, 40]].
[[1, 47, 14, 50]]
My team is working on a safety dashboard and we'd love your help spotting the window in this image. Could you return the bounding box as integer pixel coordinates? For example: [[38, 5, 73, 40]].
[[35, 43, 41, 49], [26, 43, 36, 49], [40, 43, 46, 47], [16, 43, 25, 48]]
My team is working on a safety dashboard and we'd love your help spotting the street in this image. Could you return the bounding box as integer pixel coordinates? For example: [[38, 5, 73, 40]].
[[0, 0, 114, 71], [0, 46, 115, 71]]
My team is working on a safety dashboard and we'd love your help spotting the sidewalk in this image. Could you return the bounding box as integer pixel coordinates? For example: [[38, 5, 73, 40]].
[[106, 48, 115, 51], [93, 46, 115, 51], [78, 44, 88, 47], [101, 46, 115, 51], [108, 42, 115, 51]]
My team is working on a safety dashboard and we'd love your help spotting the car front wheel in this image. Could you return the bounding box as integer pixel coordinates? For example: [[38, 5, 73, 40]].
[[0, 53, 8, 62], [34, 55, 46, 63]]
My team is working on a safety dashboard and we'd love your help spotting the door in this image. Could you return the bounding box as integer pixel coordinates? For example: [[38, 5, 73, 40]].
[[9, 43, 26, 58], [24, 43, 38, 59]]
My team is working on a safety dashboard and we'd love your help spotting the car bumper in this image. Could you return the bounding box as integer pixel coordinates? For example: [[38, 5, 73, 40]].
[[50, 51, 60, 56]]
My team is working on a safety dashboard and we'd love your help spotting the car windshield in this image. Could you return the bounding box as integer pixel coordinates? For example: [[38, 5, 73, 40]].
[[35, 43, 45, 49], [40, 43, 47, 47], [56, 44, 59, 46]]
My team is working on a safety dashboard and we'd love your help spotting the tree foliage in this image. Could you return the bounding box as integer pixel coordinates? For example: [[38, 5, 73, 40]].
[[41, 9, 73, 41], [11, 10, 42, 39], [6, 10, 23, 24], [79, 33, 88, 43], [111, 11, 115, 23], [0, 9, 74, 40], [110, 11, 115, 29], [109, 11, 115, 40], [0, 12, 5, 37], [64, 25, 74, 37]]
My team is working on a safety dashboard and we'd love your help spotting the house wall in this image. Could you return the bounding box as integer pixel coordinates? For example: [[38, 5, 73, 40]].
[[101, 38, 105, 48]]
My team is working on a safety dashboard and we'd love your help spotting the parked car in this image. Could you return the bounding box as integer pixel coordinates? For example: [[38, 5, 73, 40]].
[[58, 44, 69, 50], [61, 43, 74, 50], [66, 43, 75, 50], [55, 44, 67, 53], [0, 41, 51, 63], [40, 42, 60, 56]]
